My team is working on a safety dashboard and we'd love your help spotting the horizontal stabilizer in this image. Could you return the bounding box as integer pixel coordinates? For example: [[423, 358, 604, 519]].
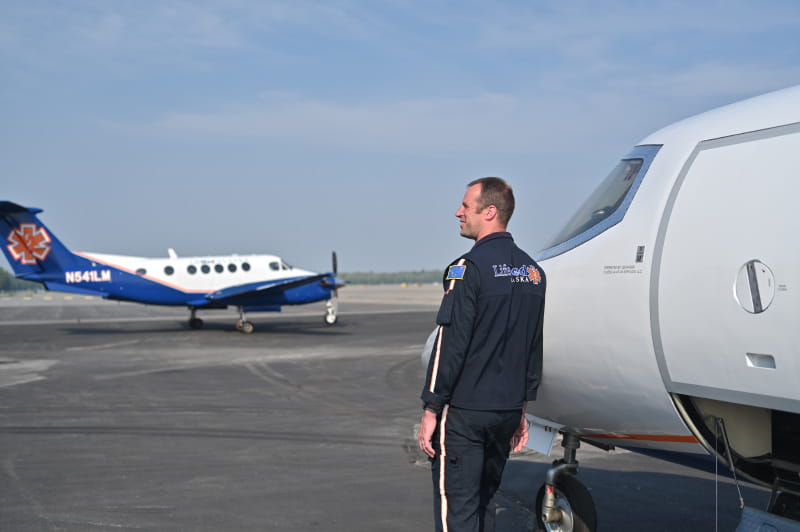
[[0, 201, 43, 216]]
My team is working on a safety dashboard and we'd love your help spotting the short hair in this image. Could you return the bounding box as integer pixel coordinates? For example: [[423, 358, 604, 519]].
[[468, 176, 515, 226]]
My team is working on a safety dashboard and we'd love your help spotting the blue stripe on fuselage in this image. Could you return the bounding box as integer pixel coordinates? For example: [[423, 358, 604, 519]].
[[27, 259, 336, 308], [24, 259, 203, 305]]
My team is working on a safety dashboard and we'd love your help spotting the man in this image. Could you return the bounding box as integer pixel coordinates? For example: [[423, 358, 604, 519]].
[[418, 177, 546, 532]]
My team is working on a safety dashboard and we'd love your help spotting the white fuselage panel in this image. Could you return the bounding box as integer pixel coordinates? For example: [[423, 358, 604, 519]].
[[654, 126, 800, 412], [77, 252, 316, 293]]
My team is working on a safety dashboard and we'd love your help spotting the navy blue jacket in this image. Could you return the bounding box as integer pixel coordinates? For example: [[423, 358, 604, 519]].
[[421, 232, 546, 411]]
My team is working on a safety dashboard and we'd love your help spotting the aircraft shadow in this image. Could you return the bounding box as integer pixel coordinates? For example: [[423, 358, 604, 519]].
[[497, 458, 770, 531], [58, 320, 351, 337]]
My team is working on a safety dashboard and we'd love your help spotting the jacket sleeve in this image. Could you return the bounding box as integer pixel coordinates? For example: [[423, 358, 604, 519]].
[[526, 298, 545, 401], [420, 260, 479, 408]]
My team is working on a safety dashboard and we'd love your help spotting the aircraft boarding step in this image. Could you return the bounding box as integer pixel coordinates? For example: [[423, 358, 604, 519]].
[[736, 507, 800, 532]]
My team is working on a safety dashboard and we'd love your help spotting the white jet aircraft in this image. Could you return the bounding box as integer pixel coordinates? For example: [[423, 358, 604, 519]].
[[527, 84, 800, 531], [424, 85, 800, 531]]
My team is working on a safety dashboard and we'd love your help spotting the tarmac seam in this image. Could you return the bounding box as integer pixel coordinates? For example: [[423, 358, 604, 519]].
[[0, 425, 402, 447]]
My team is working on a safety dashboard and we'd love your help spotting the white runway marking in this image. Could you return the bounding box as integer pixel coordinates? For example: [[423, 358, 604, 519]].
[[66, 339, 143, 352], [0, 359, 58, 388]]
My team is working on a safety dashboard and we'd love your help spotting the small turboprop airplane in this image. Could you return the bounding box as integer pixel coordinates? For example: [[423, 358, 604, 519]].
[[422, 85, 800, 531], [0, 203, 345, 333]]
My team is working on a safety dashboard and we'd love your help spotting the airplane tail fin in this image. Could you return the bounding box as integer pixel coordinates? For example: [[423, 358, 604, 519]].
[[0, 201, 83, 282]]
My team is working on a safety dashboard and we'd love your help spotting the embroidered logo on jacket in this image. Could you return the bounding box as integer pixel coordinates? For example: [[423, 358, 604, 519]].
[[492, 264, 542, 284]]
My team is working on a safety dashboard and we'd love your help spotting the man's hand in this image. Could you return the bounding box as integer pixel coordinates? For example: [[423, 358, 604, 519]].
[[418, 410, 438, 458], [510, 414, 529, 453]]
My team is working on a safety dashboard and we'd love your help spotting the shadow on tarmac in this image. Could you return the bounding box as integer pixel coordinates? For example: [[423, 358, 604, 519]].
[[496, 458, 770, 531]]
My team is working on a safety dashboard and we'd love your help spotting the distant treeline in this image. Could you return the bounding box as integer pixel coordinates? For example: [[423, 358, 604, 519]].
[[0, 268, 38, 292], [340, 270, 442, 285]]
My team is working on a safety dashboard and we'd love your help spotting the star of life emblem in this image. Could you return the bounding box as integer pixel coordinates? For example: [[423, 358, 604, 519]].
[[6, 223, 52, 264], [527, 266, 542, 284]]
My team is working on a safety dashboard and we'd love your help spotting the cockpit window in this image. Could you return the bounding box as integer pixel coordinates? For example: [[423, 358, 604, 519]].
[[547, 159, 643, 246], [269, 261, 280, 271], [538, 144, 661, 260]]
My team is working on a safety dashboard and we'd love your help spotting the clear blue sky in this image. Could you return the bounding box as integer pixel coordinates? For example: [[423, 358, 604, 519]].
[[2, 1, 799, 273]]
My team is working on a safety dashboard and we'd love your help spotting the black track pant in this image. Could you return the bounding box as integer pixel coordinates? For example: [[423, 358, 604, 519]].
[[430, 406, 522, 532]]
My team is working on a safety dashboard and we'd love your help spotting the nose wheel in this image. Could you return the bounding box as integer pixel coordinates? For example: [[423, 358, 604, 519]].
[[324, 251, 340, 326], [537, 432, 597, 532], [536, 473, 596, 532], [324, 297, 338, 325]]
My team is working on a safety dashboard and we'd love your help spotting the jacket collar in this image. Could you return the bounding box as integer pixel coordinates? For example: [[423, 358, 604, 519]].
[[473, 231, 512, 248]]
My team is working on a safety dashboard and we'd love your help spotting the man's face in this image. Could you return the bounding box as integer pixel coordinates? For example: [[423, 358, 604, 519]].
[[455, 184, 485, 240]]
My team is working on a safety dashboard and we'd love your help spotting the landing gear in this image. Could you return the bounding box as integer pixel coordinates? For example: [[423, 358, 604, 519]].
[[323, 251, 340, 326], [236, 307, 254, 334], [188, 308, 204, 330], [324, 297, 338, 325], [536, 474, 596, 532], [537, 432, 597, 532]]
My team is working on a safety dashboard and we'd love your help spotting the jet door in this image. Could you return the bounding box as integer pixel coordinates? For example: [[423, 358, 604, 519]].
[[654, 125, 800, 414]]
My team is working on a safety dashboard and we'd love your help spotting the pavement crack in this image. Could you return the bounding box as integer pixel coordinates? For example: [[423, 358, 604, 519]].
[[3, 454, 54, 531]]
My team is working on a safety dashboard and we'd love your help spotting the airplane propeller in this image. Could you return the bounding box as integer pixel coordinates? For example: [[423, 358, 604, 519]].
[[331, 251, 340, 297]]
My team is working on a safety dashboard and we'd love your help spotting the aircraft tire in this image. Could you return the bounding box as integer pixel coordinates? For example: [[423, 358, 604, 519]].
[[535, 474, 597, 532], [189, 318, 204, 330], [324, 313, 337, 325], [240, 321, 254, 334]]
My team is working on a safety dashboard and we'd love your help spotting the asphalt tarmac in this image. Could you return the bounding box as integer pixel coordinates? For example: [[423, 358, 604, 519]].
[[0, 285, 768, 531]]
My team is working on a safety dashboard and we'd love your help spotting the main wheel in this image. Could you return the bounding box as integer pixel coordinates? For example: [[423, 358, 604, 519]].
[[324, 313, 337, 325], [535, 475, 597, 532], [189, 318, 204, 330], [240, 321, 254, 334]]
